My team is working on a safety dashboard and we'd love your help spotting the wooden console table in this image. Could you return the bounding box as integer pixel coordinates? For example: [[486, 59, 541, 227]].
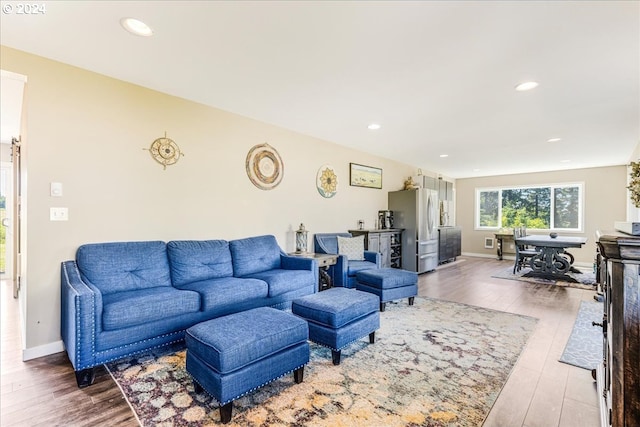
[[288, 252, 338, 291], [494, 232, 514, 260]]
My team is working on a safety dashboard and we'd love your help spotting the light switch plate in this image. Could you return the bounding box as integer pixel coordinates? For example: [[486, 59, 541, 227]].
[[50, 207, 68, 221], [50, 182, 63, 197]]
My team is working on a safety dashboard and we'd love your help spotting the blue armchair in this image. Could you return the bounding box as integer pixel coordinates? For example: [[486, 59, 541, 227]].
[[313, 233, 380, 288]]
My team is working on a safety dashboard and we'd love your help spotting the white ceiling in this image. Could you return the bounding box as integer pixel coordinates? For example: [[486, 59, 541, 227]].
[[1, 1, 638, 178]]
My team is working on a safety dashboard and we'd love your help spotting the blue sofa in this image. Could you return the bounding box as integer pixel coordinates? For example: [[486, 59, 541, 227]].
[[313, 233, 380, 288], [60, 235, 318, 388]]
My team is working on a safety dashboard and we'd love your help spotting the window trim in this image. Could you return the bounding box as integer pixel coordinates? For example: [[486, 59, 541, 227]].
[[474, 182, 584, 232]]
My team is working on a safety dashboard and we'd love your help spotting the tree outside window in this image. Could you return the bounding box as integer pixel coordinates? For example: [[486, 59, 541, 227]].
[[476, 184, 582, 231]]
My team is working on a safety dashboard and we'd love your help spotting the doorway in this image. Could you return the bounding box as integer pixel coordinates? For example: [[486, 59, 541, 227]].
[[0, 159, 12, 278], [1, 70, 27, 298]]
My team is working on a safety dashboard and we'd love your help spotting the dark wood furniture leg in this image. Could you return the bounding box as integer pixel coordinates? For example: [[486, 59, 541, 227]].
[[331, 350, 341, 365], [408, 296, 415, 306], [369, 331, 375, 344], [75, 367, 96, 388], [380, 302, 386, 312], [293, 366, 304, 383], [219, 402, 233, 424]]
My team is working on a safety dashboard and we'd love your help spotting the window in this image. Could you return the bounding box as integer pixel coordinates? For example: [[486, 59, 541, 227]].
[[475, 183, 583, 231]]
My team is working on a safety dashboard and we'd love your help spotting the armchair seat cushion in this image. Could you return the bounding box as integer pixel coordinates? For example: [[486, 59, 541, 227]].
[[102, 287, 200, 331], [176, 277, 268, 311], [347, 260, 378, 276]]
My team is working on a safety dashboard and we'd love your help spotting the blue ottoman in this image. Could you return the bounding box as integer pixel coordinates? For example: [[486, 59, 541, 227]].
[[292, 287, 379, 365], [355, 268, 418, 312], [185, 307, 309, 424]]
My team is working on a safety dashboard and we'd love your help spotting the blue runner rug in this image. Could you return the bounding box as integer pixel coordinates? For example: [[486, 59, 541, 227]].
[[559, 300, 603, 370]]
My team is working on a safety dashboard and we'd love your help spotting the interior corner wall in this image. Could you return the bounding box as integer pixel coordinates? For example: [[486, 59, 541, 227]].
[[0, 46, 417, 357], [455, 165, 627, 264], [627, 142, 640, 221]]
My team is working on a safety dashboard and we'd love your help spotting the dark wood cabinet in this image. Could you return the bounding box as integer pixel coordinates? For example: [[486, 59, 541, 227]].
[[595, 231, 640, 427], [438, 226, 461, 264], [349, 229, 403, 269]]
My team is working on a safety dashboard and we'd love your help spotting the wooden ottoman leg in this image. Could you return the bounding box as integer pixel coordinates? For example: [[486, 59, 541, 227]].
[[409, 296, 415, 306], [331, 350, 342, 365], [294, 366, 304, 383], [369, 331, 376, 344], [220, 402, 233, 424], [380, 302, 386, 312]]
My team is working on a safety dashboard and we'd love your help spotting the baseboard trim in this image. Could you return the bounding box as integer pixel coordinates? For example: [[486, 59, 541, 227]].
[[23, 340, 65, 361]]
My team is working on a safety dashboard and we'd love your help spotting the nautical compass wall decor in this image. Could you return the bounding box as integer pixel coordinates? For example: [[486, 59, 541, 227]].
[[144, 132, 184, 169], [245, 143, 284, 190]]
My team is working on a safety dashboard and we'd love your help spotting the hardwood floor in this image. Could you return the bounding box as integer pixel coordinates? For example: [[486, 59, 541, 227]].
[[0, 256, 601, 426]]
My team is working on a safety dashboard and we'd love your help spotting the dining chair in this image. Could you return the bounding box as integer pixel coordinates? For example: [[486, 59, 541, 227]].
[[513, 226, 539, 273]]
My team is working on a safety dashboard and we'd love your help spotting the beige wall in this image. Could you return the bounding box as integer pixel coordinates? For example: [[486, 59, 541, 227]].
[[456, 166, 627, 264], [1, 46, 419, 357]]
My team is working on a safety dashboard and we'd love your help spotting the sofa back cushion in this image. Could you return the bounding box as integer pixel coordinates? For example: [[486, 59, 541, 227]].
[[167, 240, 233, 286], [76, 241, 171, 295], [229, 235, 281, 277]]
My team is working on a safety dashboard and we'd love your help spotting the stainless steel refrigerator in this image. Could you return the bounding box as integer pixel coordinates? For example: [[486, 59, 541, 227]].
[[388, 189, 439, 273]]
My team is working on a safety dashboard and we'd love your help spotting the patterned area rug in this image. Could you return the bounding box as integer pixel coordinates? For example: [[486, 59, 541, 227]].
[[559, 300, 604, 370], [491, 266, 597, 290], [106, 297, 538, 427]]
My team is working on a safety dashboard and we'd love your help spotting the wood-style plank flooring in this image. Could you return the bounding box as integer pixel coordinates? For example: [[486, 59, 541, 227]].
[[0, 256, 600, 426]]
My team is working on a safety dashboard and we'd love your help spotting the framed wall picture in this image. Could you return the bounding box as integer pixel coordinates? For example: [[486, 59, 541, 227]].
[[350, 163, 382, 189]]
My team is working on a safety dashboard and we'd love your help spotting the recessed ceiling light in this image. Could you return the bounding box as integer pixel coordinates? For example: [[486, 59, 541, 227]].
[[439, 154, 449, 158], [547, 138, 562, 143], [120, 18, 153, 37], [367, 123, 381, 130], [515, 81, 539, 91]]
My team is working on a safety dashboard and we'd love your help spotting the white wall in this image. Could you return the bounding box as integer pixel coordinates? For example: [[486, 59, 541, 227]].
[[1, 46, 419, 357]]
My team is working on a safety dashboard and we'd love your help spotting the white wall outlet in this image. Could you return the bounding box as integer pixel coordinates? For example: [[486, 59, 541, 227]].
[[50, 182, 63, 197], [50, 207, 68, 221]]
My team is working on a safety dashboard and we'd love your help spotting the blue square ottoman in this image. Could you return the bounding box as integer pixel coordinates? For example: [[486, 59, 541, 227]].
[[355, 268, 418, 312], [292, 287, 379, 365], [185, 307, 309, 424]]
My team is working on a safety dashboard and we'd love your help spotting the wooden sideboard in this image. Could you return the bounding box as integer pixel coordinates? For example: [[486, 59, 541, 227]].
[[595, 231, 640, 427], [349, 229, 403, 269]]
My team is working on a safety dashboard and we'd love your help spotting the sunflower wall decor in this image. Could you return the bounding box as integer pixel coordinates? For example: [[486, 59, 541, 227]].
[[316, 164, 338, 198]]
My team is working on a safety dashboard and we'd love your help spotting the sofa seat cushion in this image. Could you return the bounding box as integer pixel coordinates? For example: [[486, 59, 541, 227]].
[[347, 260, 378, 277], [77, 241, 172, 295], [176, 277, 268, 311], [245, 269, 315, 297], [102, 287, 200, 331], [167, 240, 233, 286]]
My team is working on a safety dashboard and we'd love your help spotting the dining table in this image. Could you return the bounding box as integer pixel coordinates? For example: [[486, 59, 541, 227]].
[[514, 234, 588, 277]]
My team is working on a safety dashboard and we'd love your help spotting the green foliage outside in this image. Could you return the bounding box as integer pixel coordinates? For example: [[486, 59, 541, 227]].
[[501, 188, 550, 229], [479, 185, 580, 230]]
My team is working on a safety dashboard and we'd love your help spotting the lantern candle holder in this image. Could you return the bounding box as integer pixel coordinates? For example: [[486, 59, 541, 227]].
[[295, 223, 308, 253]]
